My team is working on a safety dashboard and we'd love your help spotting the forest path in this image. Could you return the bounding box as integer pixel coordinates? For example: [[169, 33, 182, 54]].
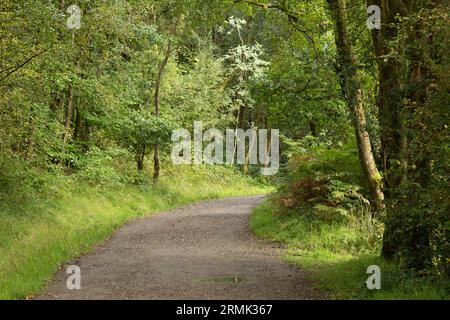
[[37, 196, 321, 299]]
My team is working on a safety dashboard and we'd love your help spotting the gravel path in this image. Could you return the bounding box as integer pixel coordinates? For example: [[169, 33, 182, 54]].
[[37, 196, 321, 300]]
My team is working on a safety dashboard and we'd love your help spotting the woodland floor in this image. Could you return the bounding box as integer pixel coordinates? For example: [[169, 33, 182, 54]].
[[36, 196, 322, 300]]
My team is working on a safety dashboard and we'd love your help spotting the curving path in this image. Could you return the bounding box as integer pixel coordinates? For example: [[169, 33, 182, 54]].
[[37, 196, 322, 300]]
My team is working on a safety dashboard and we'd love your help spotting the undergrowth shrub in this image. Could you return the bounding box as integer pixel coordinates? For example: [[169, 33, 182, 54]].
[[277, 144, 370, 218], [274, 143, 384, 252], [0, 158, 56, 216]]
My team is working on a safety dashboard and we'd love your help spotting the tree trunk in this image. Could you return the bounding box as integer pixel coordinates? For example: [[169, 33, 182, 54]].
[[379, 2, 439, 262], [62, 84, 74, 146], [327, 0, 384, 211], [153, 146, 160, 179], [137, 145, 146, 171], [152, 16, 180, 182], [74, 106, 81, 141], [367, 0, 409, 190], [309, 120, 318, 137], [152, 43, 172, 182], [24, 105, 35, 160], [154, 44, 171, 118]]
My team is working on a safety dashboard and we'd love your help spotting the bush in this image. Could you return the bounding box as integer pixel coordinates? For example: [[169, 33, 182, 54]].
[[74, 147, 125, 186], [383, 181, 450, 276], [276, 143, 373, 223]]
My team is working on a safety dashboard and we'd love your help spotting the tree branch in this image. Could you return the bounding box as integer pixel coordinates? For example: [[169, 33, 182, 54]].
[[235, 0, 318, 57], [0, 30, 72, 85]]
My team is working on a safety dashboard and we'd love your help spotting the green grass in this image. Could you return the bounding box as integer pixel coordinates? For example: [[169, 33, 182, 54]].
[[0, 165, 271, 300], [251, 200, 450, 300]]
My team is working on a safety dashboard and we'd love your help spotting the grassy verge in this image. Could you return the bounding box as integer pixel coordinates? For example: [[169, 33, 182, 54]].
[[251, 200, 450, 300], [0, 165, 271, 300]]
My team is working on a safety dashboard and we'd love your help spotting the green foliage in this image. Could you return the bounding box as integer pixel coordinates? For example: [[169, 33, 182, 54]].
[[74, 147, 126, 186], [164, 49, 231, 128], [251, 200, 450, 299], [378, 4, 450, 275], [275, 143, 371, 223], [384, 180, 450, 276], [0, 159, 55, 217], [0, 0, 448, 300], [0, 163, 270, 300], [116, 112, 175, 151]]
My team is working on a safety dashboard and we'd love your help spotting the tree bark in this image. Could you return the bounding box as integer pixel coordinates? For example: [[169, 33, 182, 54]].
[[137, 145, 146, 171], [152, 16, 180, 182], [367, 0, 410, 189], [152, 42, 172, 182], [309, 120, 318, 137], [62, 84, 74, 146], [372, 1, 441, 261], [327, 0, 384, 211]]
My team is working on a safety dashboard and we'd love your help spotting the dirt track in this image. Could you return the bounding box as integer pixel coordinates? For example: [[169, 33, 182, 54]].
[[37, 196, 322, 300]]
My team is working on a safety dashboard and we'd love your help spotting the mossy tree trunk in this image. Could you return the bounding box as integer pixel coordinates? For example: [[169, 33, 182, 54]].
[[326, 0, 385, 211]]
